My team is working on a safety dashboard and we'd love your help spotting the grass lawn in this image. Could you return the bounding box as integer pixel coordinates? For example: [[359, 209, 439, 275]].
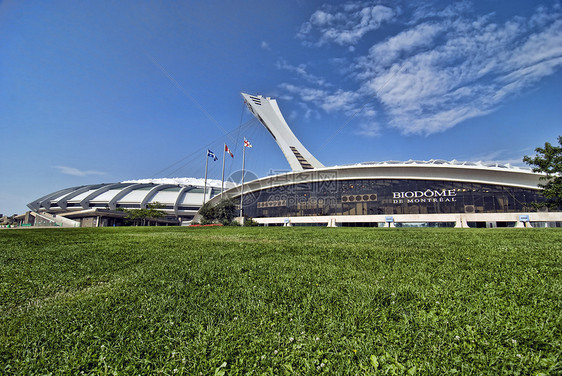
[[0, 227, 560, 375]]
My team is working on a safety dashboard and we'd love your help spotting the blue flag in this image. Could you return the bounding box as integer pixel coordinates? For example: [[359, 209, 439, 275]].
[[207, 149, 218, 161]]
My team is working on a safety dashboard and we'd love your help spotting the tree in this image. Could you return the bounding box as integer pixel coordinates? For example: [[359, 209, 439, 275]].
[[198, 202, 216, 224], [198, 198, 237, 225], [523, 136, 562, 210], [145, 202, 166, 220], [214, 198, 237, 224], [121, 202, 166, 226]]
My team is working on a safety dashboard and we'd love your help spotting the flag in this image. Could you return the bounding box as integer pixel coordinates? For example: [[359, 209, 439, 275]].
[[244, 138, 252, 148], [207, 149, 218, 161], [225, 144, 234, 158]]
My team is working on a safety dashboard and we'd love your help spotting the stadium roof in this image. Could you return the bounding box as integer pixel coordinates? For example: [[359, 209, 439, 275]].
[[346, 159, 533, 172]]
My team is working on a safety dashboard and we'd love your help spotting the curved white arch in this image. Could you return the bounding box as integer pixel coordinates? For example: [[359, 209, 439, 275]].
[[108, 183, 149, 210]]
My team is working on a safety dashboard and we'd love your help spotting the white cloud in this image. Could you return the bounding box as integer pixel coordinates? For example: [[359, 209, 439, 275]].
[[410, 1, 472, 24], [299, 3, 397, 46], [355, 3, 562, 135], [362, 23, 443, 72], [279, 82, 380, 136], [464, 148, 531, 167], [387, 104, 491, 135], [261, 41, 270, 50], [529, 4, 562, 28], [286, 2, 562, 136], [503, 19, 562, 79], [297, 102, 321, 120], [275, 59, 327, 86], [279, 83, 361, 115], [310, 10, 334, 26], [53, 166, 105, 177], [318, 90, 362, 113], [355, 122, 381, 137]]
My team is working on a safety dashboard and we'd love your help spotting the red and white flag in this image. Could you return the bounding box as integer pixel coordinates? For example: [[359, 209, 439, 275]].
[[244, 137, 253, 148], [225, 144, 234, 158]]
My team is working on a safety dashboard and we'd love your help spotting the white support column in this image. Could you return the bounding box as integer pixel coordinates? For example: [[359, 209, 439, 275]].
[[454, 216, 470, 228], [455, 217, 463, 228]]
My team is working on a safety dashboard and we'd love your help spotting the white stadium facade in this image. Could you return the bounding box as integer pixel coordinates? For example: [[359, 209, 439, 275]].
[[25, 93, 561, 228], [25, 179, 232, 227]]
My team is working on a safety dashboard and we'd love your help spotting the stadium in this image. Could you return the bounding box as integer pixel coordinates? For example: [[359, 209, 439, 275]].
[[24, 178, 233, 227], [207, 93, 561, 228], [25, 93, 561, 228]]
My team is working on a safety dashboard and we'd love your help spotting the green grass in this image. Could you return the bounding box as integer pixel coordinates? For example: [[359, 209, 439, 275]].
[[0, 227, 560, 375]]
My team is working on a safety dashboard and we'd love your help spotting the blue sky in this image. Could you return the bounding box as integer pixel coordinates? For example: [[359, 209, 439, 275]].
[[1, 0, 561, 216]]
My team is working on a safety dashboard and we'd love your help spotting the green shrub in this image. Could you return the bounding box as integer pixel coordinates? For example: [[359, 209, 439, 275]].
[[198, 198, 236, 224], [243, 217, 259, 226]]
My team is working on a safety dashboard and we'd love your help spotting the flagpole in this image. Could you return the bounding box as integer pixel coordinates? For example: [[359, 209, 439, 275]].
[[203, 150, 209, 205], [221, 144, 226, 200], [239, 144, 246, 218]]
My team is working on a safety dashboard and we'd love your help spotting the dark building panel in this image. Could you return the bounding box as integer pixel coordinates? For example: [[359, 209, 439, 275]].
[[240, 179, 547, 218]]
